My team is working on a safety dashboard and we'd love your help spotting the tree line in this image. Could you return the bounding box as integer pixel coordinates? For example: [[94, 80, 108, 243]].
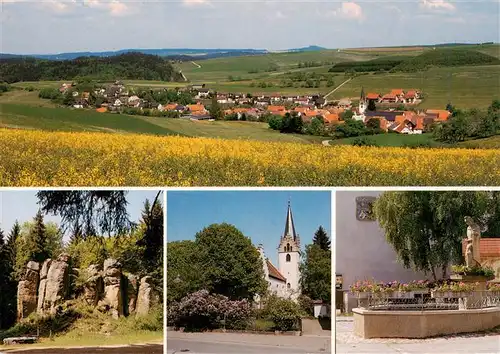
[[0, 53, 183, 83]]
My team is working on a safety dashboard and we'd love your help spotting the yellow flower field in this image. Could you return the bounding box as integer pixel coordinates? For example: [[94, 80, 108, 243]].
[[0, 129, 499, 186]]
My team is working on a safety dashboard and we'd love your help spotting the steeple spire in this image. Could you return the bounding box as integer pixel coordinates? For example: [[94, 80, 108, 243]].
[[283, 200, 297, 241], [360, 86, 366, 101]]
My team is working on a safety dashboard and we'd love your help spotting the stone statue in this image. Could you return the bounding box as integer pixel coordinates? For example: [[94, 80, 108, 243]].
[[464, 216, 481, 267]]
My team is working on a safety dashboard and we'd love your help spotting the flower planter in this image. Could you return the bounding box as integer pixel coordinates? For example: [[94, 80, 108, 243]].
[[431, 291, 453, 299], [355, 292, 370, 299], [392, 291, 414, 299]]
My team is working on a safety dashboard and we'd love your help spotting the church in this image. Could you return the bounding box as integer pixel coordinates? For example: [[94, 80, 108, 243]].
[[256, 201, 301, 300]]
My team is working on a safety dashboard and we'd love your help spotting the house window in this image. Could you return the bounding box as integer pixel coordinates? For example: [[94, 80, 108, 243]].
[[287, 283, 291, 289], [286, 254, 291, 262]]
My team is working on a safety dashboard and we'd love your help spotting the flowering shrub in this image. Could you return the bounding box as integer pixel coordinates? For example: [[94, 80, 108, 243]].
[[265, 296, 301, 331], [433, 282, 479, 293], [398, 280, 429, 292], [167, 290, 252, 331]]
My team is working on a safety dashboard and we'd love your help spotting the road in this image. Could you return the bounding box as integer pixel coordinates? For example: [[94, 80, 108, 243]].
[[324, 78, 352, 100], [167, 332, 331, 354], [0, 344, 163, 354], [336, 319, 500, 353], [191, 61, 202, 69]]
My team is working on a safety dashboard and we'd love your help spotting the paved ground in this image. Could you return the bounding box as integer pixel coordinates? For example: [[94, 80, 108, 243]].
[[336, 319, 500, 353], [0, 344, 163, 354], [167, 332, 331, 354]]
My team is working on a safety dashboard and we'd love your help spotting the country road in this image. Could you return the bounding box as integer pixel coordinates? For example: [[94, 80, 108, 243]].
[[191, 61, 201, 69], [0, 343, 163, 354], [324, 78, 352, 100]]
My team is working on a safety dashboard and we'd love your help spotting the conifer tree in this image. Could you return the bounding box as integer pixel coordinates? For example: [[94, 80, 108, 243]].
[[0, 228, 17, 329], [312, 226, 330, 251], [27, 210, 49, 263]]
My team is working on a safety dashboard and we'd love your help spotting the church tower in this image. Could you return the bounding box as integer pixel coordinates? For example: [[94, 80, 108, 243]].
[[278, 200, 301, 298], [358, 86, 367, 115]]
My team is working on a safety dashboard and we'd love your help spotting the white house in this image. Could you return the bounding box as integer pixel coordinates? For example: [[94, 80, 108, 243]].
[[113, 99, 122, 107]]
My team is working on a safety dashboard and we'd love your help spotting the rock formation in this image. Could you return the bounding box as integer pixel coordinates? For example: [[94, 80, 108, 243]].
[[136, 276, 159, 316], [17, 261, 40, 320], [126, 274, 139, 316], [83, 265, 104, 307], [43, 253, 70, 314], [17, 255, 157, 322], [37, 259, 52, 314], [101, 258, 124, 319]]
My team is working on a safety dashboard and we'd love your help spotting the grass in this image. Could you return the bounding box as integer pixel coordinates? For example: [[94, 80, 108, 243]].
[[0, 97, 323, 144], [329, 65, 500, 109], [329, 133, 441, 147], [0, 103, 177, 135], [0, 303, 163, 349], [458, 135, 500, 149]]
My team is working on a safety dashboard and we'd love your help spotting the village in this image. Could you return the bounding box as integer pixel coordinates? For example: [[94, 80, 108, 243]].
[[59, 81, 451, 135]]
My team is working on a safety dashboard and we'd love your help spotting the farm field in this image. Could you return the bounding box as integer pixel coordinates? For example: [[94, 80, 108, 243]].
[[0, 101, 322, 144], [1, 129, 498, 186], [329, 65, 500, 109]]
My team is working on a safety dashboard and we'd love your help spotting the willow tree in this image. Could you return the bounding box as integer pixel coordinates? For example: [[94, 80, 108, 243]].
[[374, 191, 499, 281]]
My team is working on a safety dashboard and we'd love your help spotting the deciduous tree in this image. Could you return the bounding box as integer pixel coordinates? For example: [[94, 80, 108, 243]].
[[374, 191, 500, 281]]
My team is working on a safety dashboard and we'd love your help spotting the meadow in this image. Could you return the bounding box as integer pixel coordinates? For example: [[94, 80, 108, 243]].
[[1, 129, 498, 186], [0, 101, 322, 144]]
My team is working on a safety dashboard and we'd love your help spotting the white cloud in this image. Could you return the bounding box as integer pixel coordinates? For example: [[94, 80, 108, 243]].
[[333, 2, 364, 21], [182, 0, 210, 6], [420, 0, 456, 11], [85, 0, 131, 16]]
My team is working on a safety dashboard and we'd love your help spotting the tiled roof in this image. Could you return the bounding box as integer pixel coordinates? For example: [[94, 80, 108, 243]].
[[266, 259, 286, 282], [462, 238, 500, 257], [366, 93, 380, 100], [188, 104, 205, 112], [382, 94, 397, 100], [426, 109, 451, 120], [390, 89, 404, 96], [268, 105, 286, 111], [324, 113, 340, 123]]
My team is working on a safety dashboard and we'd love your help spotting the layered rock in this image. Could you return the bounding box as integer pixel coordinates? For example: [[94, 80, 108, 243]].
[[43, 253, 70, 315], [83, 265, 104, 307], [37, 259, 52, 314], [100, 258, 124, 319], [17, 261, 40, 320], [136, 276, 159, 316]]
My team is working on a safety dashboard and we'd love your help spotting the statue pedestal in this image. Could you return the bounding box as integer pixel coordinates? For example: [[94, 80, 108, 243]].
[[450, 274, 493, 310]]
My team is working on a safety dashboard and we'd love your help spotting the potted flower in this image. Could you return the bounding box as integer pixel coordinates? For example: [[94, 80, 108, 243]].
[[431, 282, 476, 298], [397, 280, 429, 298], [349, 280, 373, 299]]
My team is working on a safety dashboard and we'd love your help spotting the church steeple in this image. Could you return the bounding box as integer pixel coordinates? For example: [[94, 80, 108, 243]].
[[279, 200, 300, 251], [283, 199, 297, 241], [360, 86, 366, 102]]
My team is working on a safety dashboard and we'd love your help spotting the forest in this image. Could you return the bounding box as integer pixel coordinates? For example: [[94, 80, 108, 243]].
[[0, 53, 183, 83]]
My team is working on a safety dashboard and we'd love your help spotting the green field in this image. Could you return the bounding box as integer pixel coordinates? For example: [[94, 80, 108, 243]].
[[0, 100, 323, 144], [329, 133, 440, 147]]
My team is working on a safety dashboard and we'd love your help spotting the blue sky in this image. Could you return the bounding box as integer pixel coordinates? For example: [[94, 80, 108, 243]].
[[0, 190, 162, 241], [2, 1, 499, 54], [167, 190, 332, 265]]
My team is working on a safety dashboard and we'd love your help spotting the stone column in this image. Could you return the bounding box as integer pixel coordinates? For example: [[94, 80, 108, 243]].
[[83, 265, 103, 307], [37, 259, 52, 314], [102, 258, 124, 319], [136, 276, 159, 316], [43, 254, 70, 315], [17, 261, 40, 320]]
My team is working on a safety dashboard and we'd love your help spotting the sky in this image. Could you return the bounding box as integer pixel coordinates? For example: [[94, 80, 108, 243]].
[[0, 190, 162, 241], [167, 190, 332, 265], [1, 1, 499, 54]]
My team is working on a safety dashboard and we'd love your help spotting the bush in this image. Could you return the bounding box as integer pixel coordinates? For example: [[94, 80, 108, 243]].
[[39, 87, 61, 100], [298, 294, 314, 317], [168, 290, 252, 331], [351, 137, 378, 146], [262, 295, 301, 331]]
